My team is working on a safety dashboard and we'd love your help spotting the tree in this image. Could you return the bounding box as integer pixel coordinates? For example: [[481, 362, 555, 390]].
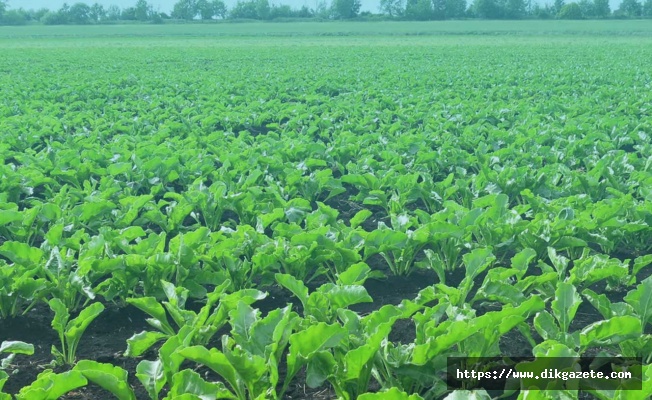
[[172, 0, 198, 19], [269, 4, 293, 17], [2, 9, 28, 25], [213, 0, 228, 18], [446, 0, 467, 17], [504, 0, 526, 17], [644, 0, 652, 16], [297, 5, 313, 16], [27, 8, 50, 21], [558, 1, 583, 17], [314, 0, 331, 17], [121, 7, 137, 19], [196, 0, 213, 19], [380, 0, 405, 16], [135, 0, 152, 21], [105, 5, 121, 20], [473, 0, 501, 18], [89, 3, 106, 21], [577, 0, 594, 16], [405, 0, 433, 18], [432, 0, 447, 18], [331, 0, 362, 18], [532, 3, 553, 17], [618, 0, 642, 15], [42, 11, 64, 24], [68, 2, 91, 24], [0, 0, 7, 20], [593, 0, 610, 16], [230, 0, 258, 18], [553, 0, 565, 14], [255, 0, 270, 19]]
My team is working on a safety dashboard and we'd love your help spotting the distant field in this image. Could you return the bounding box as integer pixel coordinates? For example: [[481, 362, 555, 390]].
[[0, 20, 652, 42]]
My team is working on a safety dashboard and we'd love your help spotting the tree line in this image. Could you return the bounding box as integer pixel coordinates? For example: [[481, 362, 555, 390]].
[[0, 0, 650, 25]]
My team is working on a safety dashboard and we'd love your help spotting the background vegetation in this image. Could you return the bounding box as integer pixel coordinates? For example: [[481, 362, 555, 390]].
[[0, 0, 651, 26]]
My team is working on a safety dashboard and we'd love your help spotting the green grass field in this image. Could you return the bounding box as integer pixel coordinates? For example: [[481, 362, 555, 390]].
[[1, 19, 652, 40], [1, 21, 652, 400]]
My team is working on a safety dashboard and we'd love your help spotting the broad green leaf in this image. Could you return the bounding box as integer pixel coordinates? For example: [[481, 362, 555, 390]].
[[547, 247, 569, 278], [531, 340, 579, 358], [569, 254, 629, 287], [358, 387, 424, 399], [285, 205, 309, 224], [16, 369, 87, 400], [286, 322, 346, 384], [511, 248, 537, 277], [582, 288, 613, 319], [336, 262, 371, 286], [257, 208, 285, 230], [168, 369, 235, 399], [127, 297, 175, 336], [0, 210, 22, 226], [275, 273, 309, 306], [178, 346, 239, 394], [364, 229, 408, 253], [125, 331, 167, 357], [325, 285, 373, 309], [288, 322, 346, 359], [624, 276, 652, 328], [49, 298, 69, 338], [633, 255, 652, 276], [580, 316, 642, 350], [350, 209, 373, 229], [136, 359, 166, 400], [74, 360, 136, 400], [462, 247, 495, 281], [305, 351, 335, 388], [159, 327, 195, 385], [0, 242, 43, 265], [229, 302, 258, 344], [534, 311, 560, 340], [223, 348, 266, 393], [64, 302, 105, 346], [551, 282, 581, 333], [343, 325, 391, 381], [0, 370, 8, 394], [474, 280, 525, 305], [45, 224, 64, 246], [0, 341, 34, 355]]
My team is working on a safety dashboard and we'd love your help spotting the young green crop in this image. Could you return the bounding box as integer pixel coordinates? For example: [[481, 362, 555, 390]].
[[2, 24, 652, 400]]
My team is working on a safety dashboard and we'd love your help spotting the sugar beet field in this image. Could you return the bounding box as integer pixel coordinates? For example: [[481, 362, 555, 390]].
[[1, 21, 652, 400]]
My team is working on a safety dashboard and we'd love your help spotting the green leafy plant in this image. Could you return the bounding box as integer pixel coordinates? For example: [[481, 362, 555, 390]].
[[74, 360, 136, 400], [48, 299, 105, 366], [275, 263, 374, 324], [535, 282, 642, 353], [305, 305, 405, 400], [125, 280, 266, 356], [179, 302, 297, 400], [15, 369, 88, 400]]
